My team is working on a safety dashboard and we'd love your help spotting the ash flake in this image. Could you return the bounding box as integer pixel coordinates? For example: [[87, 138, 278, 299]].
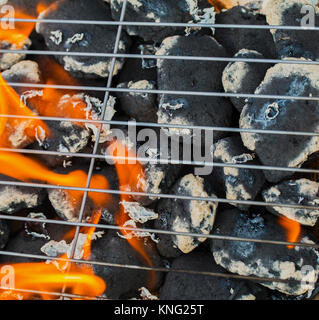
[[49, 30, 63, 45]]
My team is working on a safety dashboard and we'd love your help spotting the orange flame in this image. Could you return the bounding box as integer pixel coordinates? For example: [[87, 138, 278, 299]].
[[0, 73, 50, 148], [0, 10, 35, 49], [278, 216, 301, 249], [0, 209, 106, 300], [111, 140, 152, 266], [207, 0, 237, 12]]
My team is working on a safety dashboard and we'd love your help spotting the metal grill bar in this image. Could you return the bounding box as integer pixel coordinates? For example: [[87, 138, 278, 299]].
[[6, 17, 319, 31], [6, 82, 319, 101], [3, 49, 319, 66], [0, 213, 317, 249], [0, 114, 318, 137], [0, 178, 318, 211], [0, 250, 314, 287], [1, 2, 319, 300]]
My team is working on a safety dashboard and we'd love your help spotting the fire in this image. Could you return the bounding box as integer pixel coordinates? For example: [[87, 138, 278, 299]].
[[278, 216, 301, 249], [0, 151, 110, 207], [0, 73, 50, 148], [30, 57, 100, 127], [207, 0, 237, 12], [0, 210, 106, 300], [0, 10, 35, 49]]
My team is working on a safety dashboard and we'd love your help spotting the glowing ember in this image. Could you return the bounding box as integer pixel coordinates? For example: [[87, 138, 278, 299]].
[[278, 216, 301, 249], [207, 0, 237, 12], [0, 73, 50, 148]]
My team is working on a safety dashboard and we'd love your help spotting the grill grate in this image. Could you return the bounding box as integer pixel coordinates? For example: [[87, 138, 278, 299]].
[[1, 0, 319, 300]]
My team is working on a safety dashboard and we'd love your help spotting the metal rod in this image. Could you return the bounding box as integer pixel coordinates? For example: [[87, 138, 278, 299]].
[[0, 213, 317, 248], [6, 17, 319, 31], [0, 179, 317, 211], [6, 81, 319, 101], [0, 250, 313, 286], [0, 114, 317, 137], [3, 49, 319, 65]]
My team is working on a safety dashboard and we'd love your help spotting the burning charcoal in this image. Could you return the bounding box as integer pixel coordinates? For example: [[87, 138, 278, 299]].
[[0, 220, 9, 249], [214, 6, 277, 58], [36, 0, 131, 78], [0, 218, 73, 264], [91, 230, 163, 299], [48, 164, 118, 222], [211, 136, 265, 210], [103, 128, 182, 206], [210, 208, 319, 296], [156, 35, 234, 141], [24, 212, 50, 240], [262, 179, 319, 227], [240, 62, 319, 183], [116, 80, 157, 123], [262, 0, 319, 59], [154, 174, 218, 258], [159, 251, 269, 300], [110, 0, 205, 42], [0, 40, 31, 72], [0, 175, 45, 214], [222, 49, 270, 112]]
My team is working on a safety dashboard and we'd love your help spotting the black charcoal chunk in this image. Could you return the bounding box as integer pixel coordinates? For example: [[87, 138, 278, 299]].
[[0, 219, 72, 264], [159, 251, 268, 300], [222, 49, 271, 112], [0, 220, 9, 249], [214, 5, 277, 58], [91, 230, 163, 300], [0, 175, 45, 214], [211, 136, 265, 209], [262, 0, 319, 60], [37, 0, 131, 78], [156, 35, 233, 141], [211, 208, 319, 296], [116, 80, 157, 122], [154, 174, 218, 258], [263, 178, 319, 227], [240, 62, 319, 182], [110, 0, 198, 42]]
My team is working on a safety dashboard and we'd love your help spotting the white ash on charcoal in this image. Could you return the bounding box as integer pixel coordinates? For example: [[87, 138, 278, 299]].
[[27, 93, 116, 167], [0, 217, 73, 264], [211, 136, 265, 210], [0, 220, 9, 250], [116, 80, 158, 123], [222, 49, 271, 112], [156, 35, 234, 141], [210, 208, 319, 296], [110, 0, 214, 43], [214, 6, 277, 59], [263, 179, 319, 227], [36, 0, 131, 79], [154, 174, 218, 258], [240, 61, 319, 183], [262, 0, 319, 60], [24, 212, 50, 240], [0, 175, 45, 214], [91, 230, 163, 300], [159, 251, 269, 300], [0, 40, 31, 72], [48, 164, 118, 222]]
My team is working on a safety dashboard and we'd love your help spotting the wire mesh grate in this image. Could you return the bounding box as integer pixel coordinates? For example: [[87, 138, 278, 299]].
[[0, 0, 319, 300]]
